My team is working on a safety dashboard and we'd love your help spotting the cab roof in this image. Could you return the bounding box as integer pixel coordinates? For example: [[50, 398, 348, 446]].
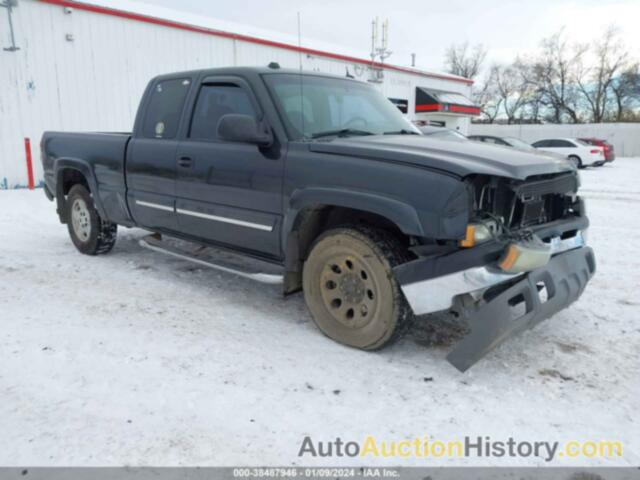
[[153, 66, 358, 83]]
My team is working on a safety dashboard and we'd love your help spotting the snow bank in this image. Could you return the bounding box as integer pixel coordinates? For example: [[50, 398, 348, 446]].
[[0, 159, 638, 466]]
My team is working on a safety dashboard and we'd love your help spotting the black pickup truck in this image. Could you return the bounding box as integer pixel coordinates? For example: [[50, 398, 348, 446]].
[[41, 66, 595, 371]]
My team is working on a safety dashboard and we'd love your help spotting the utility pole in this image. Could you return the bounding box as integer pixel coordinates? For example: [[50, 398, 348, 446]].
[[1, 0, 20, 52]]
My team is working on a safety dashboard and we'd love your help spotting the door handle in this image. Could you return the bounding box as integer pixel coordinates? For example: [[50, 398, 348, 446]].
[[178, 156, 192, 168]]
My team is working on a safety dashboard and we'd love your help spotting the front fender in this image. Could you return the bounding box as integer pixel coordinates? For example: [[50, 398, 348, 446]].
[[284, 187, 425, 240]]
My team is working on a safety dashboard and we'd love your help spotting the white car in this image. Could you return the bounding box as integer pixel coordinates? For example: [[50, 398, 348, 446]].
[[531, 138, 605, 168]]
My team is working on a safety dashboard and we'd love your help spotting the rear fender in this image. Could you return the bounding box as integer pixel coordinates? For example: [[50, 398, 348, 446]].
[[55, 158, 107, 222]]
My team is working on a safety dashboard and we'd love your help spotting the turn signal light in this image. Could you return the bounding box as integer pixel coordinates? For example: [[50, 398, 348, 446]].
[[498, 240, 551, 273], [459, 223, 493, 248]]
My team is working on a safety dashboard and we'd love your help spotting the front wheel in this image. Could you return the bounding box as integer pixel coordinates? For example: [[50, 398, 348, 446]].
[[302, 226, 413, 350], [66, 184, 117, 255]]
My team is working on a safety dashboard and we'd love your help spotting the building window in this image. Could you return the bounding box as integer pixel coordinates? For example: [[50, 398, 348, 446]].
[[388, 97, 408, 114]]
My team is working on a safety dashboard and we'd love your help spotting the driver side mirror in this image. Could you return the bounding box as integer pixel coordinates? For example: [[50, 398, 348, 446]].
[[217, 114, 273, 147]]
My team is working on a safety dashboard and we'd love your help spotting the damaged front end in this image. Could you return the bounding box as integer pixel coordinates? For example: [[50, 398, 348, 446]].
[[395, 172, 596, 372]]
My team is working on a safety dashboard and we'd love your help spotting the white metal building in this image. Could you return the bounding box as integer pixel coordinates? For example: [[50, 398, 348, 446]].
[[0, 0, 476, 188]]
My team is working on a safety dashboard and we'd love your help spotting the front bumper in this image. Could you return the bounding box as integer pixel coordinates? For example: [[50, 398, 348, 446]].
[[399, 231, 587, 316], [586, 156, 606, 166], [394, 221, 595, 371], [446, 246, 595, 371]]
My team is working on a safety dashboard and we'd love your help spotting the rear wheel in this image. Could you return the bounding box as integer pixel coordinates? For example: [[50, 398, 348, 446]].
[[66, 184, 117, 255], [568, 155, 582, 169], [302, 226, 413, 350]]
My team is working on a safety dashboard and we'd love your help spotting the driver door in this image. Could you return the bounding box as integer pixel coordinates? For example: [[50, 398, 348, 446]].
[[174, 77, 284, 258]]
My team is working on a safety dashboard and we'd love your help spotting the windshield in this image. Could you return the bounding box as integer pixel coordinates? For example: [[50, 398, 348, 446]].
[[505, 137, 536, 150], [263, 74, 420, 140]]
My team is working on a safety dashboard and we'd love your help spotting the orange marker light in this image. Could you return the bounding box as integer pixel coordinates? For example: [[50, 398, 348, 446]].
[[499, 245, 519, 271], [459, 223, 494, 248], [460, 225, 476, 248]]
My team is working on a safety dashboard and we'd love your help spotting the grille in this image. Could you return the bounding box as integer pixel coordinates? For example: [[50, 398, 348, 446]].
[[512, 173, 578, 198], [475, 173, 577, 229]]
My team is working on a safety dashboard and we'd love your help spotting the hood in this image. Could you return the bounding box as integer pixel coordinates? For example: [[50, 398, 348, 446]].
[[308, 135, 574, 180]]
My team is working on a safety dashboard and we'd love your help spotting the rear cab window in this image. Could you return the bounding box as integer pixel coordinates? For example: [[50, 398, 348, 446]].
[[142, 78, 192, 139]]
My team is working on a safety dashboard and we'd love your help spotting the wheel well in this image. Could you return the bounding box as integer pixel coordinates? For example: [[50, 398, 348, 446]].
[[56, 168, 90, 223], [60, 168, 90, 195], [283, 205, 412, 294]]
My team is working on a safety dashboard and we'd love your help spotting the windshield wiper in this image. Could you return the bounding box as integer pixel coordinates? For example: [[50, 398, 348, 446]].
[[311, 128, 375, 139], [383, 129, 420, 135]]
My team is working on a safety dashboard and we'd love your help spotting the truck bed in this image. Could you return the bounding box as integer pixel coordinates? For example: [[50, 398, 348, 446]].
[[42, 131, 132, 226]]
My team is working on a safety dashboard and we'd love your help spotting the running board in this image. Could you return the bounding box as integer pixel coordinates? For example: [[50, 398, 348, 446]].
[[139, 235, 284, 285]]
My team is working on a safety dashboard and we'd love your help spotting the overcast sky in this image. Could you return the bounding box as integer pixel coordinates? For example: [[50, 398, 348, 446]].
[[142, 0, 640, 78]]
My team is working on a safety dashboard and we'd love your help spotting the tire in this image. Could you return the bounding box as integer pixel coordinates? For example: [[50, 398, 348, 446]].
[[302, 226, 413, 350], [568, 155, 583, 169], [66, 184, 117, 255]]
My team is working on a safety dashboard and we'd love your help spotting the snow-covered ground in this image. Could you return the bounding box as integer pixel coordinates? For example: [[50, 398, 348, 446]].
[[0, 159, 638, 467]]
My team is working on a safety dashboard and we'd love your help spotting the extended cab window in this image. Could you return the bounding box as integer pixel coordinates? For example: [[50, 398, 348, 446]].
[[190, 84, 257, 140], [142, 78, 191, 139]]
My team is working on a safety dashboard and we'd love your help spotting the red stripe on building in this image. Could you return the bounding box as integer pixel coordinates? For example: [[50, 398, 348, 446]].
[[449, 105, 481, 115], [416, 104, 480, 115], [415, 104, 442, 112], [39, 0, 473, 85]]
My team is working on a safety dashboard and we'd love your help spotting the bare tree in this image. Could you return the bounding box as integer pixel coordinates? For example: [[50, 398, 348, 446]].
[[610, 63, 640, 121], [473, 72, 502, 123], [576, 25, 630, 123], [444, 42, 487, 80], [491, 61, 531, 123], [514, 58, 545, 123], [531, 30, 585, 123], [463, 25, 639, 124]]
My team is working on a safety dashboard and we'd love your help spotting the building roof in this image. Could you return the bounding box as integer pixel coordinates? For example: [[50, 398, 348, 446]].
[[39, 0, 473, 85], [415, 87, 480, 115]]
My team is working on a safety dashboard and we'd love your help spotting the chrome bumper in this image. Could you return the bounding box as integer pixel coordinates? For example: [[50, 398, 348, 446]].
[[401, 231, 587, 316]]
